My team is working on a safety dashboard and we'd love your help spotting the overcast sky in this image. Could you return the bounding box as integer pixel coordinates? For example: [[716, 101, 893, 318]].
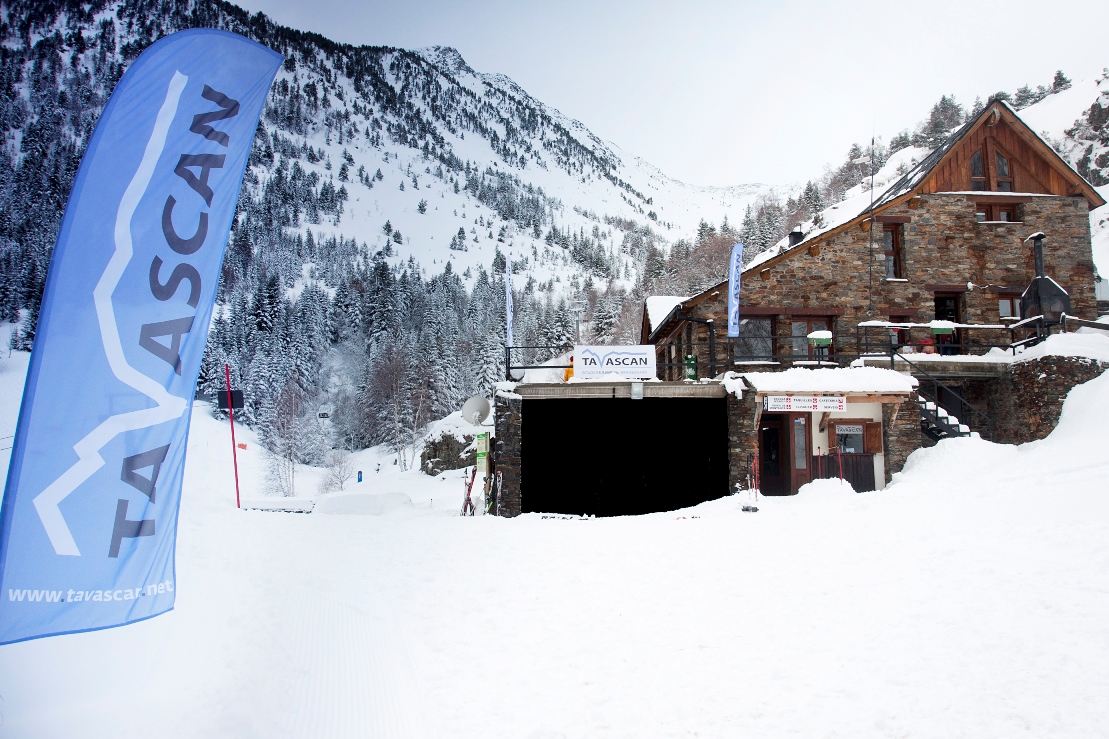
[[235, 0, 1107, 188]]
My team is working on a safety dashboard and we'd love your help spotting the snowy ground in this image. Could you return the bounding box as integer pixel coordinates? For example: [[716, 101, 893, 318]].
[[1, 342, 1109, 737]]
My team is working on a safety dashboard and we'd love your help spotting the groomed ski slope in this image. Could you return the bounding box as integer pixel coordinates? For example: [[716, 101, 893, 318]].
[[0, 342, 1108, 737]]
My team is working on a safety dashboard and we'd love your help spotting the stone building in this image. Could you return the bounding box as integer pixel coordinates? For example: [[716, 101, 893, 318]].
[[492, 366, 922, 515], [643, 100, 1105, 372], [485, 101, 1109, 516], [629, 99, 1109, 499]]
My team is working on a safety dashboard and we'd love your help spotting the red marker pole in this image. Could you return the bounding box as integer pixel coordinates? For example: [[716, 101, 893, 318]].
[[225, 363, 241, 509]]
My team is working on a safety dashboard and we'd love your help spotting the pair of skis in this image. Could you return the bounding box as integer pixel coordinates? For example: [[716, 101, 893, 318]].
[[460, 467, 503, 516], [461, 467, 477, 516]]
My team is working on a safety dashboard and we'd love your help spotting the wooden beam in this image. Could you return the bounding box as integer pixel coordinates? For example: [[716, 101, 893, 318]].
[[846, 395, 909, 404], [924, 283, 970, 293]]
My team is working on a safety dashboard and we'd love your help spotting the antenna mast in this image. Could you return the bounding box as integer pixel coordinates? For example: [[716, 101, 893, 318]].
[[867, 136, 876, 316]]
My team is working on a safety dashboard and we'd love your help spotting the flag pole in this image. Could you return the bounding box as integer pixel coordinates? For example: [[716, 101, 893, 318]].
[[224, 363, 241, 509]]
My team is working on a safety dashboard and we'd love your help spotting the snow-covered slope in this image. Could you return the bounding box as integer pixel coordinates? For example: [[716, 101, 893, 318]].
[[3, 337, 1109, 736]]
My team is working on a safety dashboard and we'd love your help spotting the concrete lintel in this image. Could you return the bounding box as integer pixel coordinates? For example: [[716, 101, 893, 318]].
[[514, 382, 727, 399], [859, 356, 1008, 379]]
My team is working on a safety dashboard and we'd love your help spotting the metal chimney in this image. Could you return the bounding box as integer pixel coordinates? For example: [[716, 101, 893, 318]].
[[1020, 232, 1071, 325], [1030, 231, 1045, 278], [788, 227, 805, 247]]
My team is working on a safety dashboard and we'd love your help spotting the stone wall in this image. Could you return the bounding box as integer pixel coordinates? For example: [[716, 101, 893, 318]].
[[493, 391, 523, 517], [420, 432, 476, 476], [726, 390, 759, 491], [991, 355, 1109, 444], [657, 193, 1097, 367], [882, 393, 922, 483]]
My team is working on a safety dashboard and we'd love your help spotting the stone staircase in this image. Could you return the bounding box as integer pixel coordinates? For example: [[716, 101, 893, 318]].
[[918, 398, 979, 442]]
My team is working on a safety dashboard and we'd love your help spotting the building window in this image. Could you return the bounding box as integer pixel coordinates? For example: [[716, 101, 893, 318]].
[[831, 422, 865, 453], [733, 317, 774, 360], [976, 204, 1018, 222], [998, 296, 1019, 319], [970, 147, 1014, 192], [889, 315, 913, 346], [970, 149, 987, 190], [883, 225, 903, 278], [790, 317, 831, 358], [995, 151, 1013, 191]]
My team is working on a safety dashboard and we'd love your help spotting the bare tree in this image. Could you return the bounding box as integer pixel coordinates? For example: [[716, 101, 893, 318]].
[[366, 341, 433, 470], [265, 376, 305, 496], [321, 449, 355, 492]]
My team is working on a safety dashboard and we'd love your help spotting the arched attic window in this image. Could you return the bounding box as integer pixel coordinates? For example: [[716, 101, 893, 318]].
[[995, 150, 1012, 191], [970, 150, 986, 190], [969, 147, 1014, 191]]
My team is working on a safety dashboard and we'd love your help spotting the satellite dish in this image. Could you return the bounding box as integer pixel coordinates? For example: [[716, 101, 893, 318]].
[[461, 396, 491, 425]]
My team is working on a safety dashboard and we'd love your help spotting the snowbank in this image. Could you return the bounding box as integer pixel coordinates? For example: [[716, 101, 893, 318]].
[[1011, 331, 1109, 364], [739, 366, 918, 394], [797, 477, 856, 496], [425, 408, 493, 442], [314, 492, 414, 515], [3, 347, 1109, 738]]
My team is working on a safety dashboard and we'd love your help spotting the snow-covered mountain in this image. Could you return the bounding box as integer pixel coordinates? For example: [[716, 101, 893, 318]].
[[250, 38, 773, 288], [0, 0, 782, 462], [1, 1, 1107, 464]]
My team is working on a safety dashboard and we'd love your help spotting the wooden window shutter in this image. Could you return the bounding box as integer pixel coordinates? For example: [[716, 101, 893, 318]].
[[864, 422, 882, 454]]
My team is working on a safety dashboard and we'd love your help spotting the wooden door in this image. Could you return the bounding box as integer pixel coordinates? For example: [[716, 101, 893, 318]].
[[759, 415, 788, 496], [789, 414, 811, 494], [934, 293, 962, 354]]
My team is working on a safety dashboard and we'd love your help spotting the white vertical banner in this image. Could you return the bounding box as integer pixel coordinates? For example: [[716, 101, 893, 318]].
[[727, 242, 744, 338], [504, 253, 513, 346]]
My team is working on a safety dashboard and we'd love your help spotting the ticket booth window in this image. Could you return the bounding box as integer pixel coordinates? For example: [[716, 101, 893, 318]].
[[834, 423, 865, 453]]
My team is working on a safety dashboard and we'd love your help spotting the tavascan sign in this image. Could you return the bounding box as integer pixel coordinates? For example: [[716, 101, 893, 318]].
[[573, 345, 657, 380], [0, 30, 282, 644]]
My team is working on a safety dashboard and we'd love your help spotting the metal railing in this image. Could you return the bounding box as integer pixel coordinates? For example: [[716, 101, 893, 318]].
[[893, 350, 994, 440], [505, 344, 573, 380], [855, 320, 1047, 357], [1060, 313, 1109, 334]]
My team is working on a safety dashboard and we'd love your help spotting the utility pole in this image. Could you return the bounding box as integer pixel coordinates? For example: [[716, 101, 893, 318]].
[[224, 363, 241, 509], [855, 138, 878, 316], [868, 136, 876, 316]]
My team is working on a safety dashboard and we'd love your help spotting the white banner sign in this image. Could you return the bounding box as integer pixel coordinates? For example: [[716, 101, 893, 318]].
[[574, 345, 657, 380], [765, 395, 847, 412]]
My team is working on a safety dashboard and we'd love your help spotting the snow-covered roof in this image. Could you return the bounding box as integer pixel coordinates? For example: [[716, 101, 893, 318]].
[[736, 367, 918, 395], [645, 295, 689, 332], [747, 99, 1104, 277], [746, 146, 930, 272]]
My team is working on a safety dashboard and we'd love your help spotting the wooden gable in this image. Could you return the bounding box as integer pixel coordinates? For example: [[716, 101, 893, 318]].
[[918, 103, 1103, 203]]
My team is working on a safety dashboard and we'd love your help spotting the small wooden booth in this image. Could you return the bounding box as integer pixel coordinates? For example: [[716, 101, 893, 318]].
[[731, 368, 921, 495]]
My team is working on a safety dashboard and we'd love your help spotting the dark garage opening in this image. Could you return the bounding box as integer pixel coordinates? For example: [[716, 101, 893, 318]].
[[522, 397, 729, 516]]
